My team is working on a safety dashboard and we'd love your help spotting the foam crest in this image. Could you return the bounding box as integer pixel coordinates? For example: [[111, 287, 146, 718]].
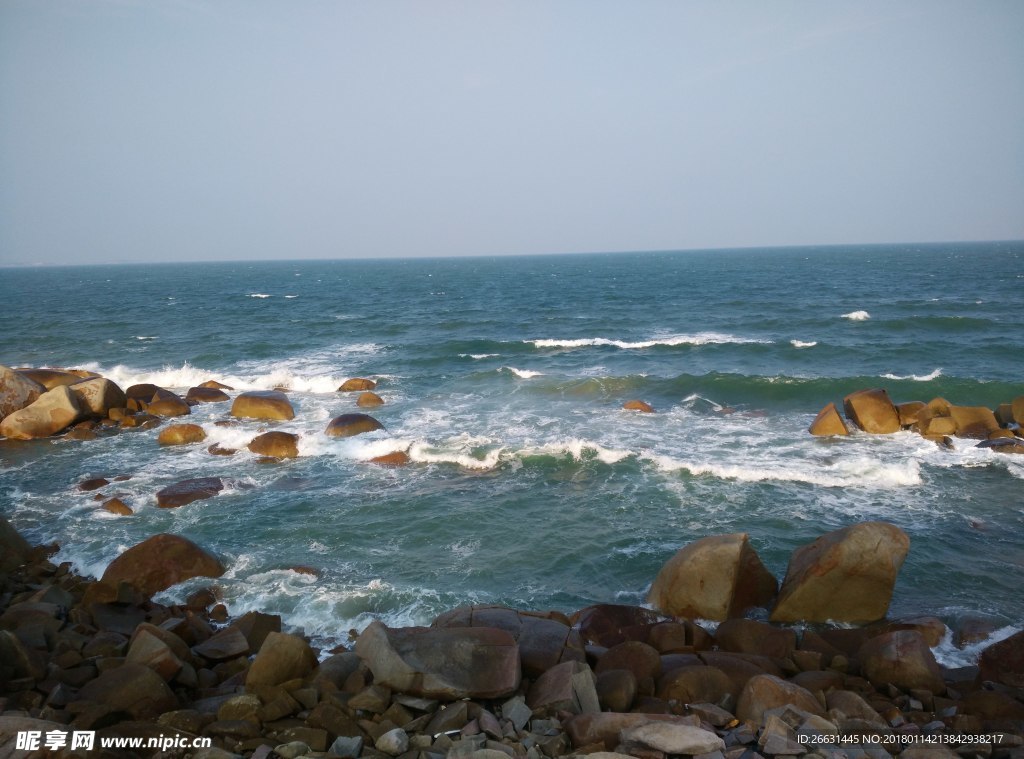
[[790, 340, 817, 348], [527, 333, 772, 350], [77, 360, 357, 394], [522, 439, 633, 465], [502, 366, 543, 379], [460, 353, 499, 359], [842, 310, 871, 320], [882, 368, 943, 381], [932, 624, 1021, 668], [648, 453, 921, 488], [408, 442, 504, 469], [248, 293, 272, 298]]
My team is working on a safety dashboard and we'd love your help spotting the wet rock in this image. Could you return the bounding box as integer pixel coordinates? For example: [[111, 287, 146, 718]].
[[148, 393, 192, 417], [71, 377, 127, 418], [357, 391, 385, 407], [809, 402, 849, 435], [369, 450, 411, 466], [770, 521, 909, 624], [843, 388, 900, 434], [325, 412, 384, 437], [896, 401, 926, 427], [648, 533, 777, 621], [248, 431, 299, 458], [858, 631, 945, 693], [126, 383, 163, 401], [623, 400, 654, 413], [0, 365, 44, 419], [0, 384, 82, 439], [100, 533, 225, 599], [187, 386, 231, 403], [156, 477, 225, 507], [0, 515, 31, 573], [208, 443, 237, 456], [245, 631, 317, 687], [231, 390, 295, 421], [948, 405, 1000, 439], [158, 423, 207, 446], [339, 378, 377, 392], [571, 604, 668, 648], [355, 619, 521, 700]]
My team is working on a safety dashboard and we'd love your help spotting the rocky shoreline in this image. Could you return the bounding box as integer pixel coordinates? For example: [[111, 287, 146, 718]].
[[2, 513, 1023, 759]]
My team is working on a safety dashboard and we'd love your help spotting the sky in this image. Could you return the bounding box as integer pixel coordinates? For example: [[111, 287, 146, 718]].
[[1, 0, 1022, 265]]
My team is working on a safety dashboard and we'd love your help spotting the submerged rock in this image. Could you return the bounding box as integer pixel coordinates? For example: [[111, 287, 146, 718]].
[[325, 412, 383, 437], [338, 377, 376, 392], [156, 477, 224, 508], [808, 401, 849, 436], [248, 431, 299, 458], [231, 390, 295, 421], [158, 423, 207, 446], [622, 399, 654, 413]]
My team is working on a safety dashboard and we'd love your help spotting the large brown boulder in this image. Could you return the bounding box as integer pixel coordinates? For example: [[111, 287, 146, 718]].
[[1013, 396, 1024, 426], [0, 515, 31, 573], [714, 618, 796, 660], [339, 377, 376, 392], [158, 423, 207, 446], [231, 390, 295, 421], [527, 660, 600, 716], [809, 402, 849, 436], [648, 533, 777, 621], [433, 605, 586, 677], [357, 391, 385, 408], [245, 631, 317, 687], [126, 383, 163, 402], [948, 405, 1000, 439], [71, 377, 127, 417], [76, 662, 179, 719], [770, 521, 909, 624], [623, 400, 655, 413], [147, 393, 191, 417], [858, 630, 944, 693], [186, 386, 230, 403], [0, 385, 82, 439], [0, 365, 44, 419], [977, 629, 1024, 687], [355, 619, 521, 700], [156, 477, 224, 508], [100, 533, 225, 599], [896, 401, 926, 427], [571, 604, 668, 648], [325, 413, 383, 438], [248, 431, 299, 458], [735, 674, 824, 724], [843, 388, 900, 434], [16, 367, 85, 389]]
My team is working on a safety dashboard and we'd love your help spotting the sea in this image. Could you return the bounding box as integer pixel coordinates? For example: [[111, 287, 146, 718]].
[[1, 241, 1022, 665]]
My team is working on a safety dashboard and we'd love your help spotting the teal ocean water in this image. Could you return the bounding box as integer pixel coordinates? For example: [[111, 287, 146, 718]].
[[2, 242, 1023, 661]]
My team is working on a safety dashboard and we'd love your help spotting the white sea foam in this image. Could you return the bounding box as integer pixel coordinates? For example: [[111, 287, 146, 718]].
[[647, 453, 921, 488], [842, 310, 871, 320], [248, 293, 272, 298], [284, 295, 299, 299], [790, 340, 817, 348], [502, 366, 543, 379], [522, 439, 633, 465], [932, 624, 1021, 668], [135, 336, 157, 341], [882, 368, 943, 381], [527, 333, 772, 350], [408, 441, 505, 470], [459, 353, 499, 359]]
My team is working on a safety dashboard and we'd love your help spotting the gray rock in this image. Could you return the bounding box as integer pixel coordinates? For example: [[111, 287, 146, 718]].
[[621, 722, 726, 755], [374, 728, 409, 756]]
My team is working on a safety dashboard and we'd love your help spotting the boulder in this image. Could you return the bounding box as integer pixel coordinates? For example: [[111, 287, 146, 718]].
[[571, 604, 668, 647], [0, 365, 44, 419], [102, 497, 133, 516], [16, 367, 85, 389], [623, 400, 654, 413], [76, 662, 179, 719], [325, 412, 384, 437], [355, 619, 521, 700], [248, 431, 299, 458], [1013, 395, 1024, 426], [809, 402, 849, 436], [977, 629, 1024, 687], [126, 383, 163, 402], [527, 659, 600, 716], [186, 386, 231, 403], [595, 640, 661, 683], [433, 604, 585, 677], [843, 388, 900, 434], [357, 391, 385, 407], [0, 384, 82, 439], [369, 450, 410, 467], [245, 631, 318, 687], [736, 674, 824, 723], [564, 713, 703, 751], [100, 533, 225, 599], [148, 393, 191, 417], [126, 626, 187, 681], [156, 477, 224, 508], [200, 379, 234, 390], [770, 521, 909, 624], [648, 533, 777, 621], [620, 722, 725, 755], [158, 423, 207, 446], [916, 411, 957, 436], [656, 665, 733, 704], [896, 401, 926, 427], [948, 405, 1000, 439], [0, 515, 31, 573], [858, 630, 945, 693], [231, 390, 295, 421], [595, 668, 638, 712], [71, 377, 127, 417], [338, 378, 376, 392], [715, 618, 796, 660]]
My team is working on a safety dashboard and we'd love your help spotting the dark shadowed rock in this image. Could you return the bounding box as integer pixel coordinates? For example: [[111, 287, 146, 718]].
[[100, 533, 225, 599], [186, 386, 231, 403], [71, 377, 127, 417], [977, 629, 1024, 687], [325, 413, 384, 438], [16, 368, 86, 389], [77, 663, 179, 719], [0, 515, 31, 573], [858, 630, 945, 693], [245, 631, 318, 687], [156, 477, 224, 508], [570, 604, 668, 648]]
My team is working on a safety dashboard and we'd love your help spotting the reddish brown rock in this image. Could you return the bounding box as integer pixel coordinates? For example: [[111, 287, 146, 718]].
[[0, 385, 82, 439], [186, 386, 230, 403], [809, 402, 849, 436], [1012, 396, 1024, 426], [248, 431, 299, 458], [527, 659, 601, 716], [656, 665, 733, 704], [355, 619, 520, 700], [76, 662, 179, 719], [770, 521, 909, 624], [896, 401, 926, 427], [70, 377, 127, 417], [147, 394, 191, 417], [338, 377, 377, 392], [100, 533, 225, 599], [325, 412, 384, 437], [565, 713, 703, 752], [102, 497, 133, 516], [245, 631, 318, 687], [948, 405, 1000, 439], [977, 629, 1024, 687], [156, 477, 224, 508], [357, 391, 385, 408], [595, 640, 661, 683], [158, 423, 207, 446], [231, 390, 295, 421], [623, 399, 654, 413], [843, 388, 900, 434], [207, 443, 237, 456], [369, 450, 410, 467], [0, 365, 44, 419], [735, 673, 824, 723], [125, 383, 162, 402], [858, 630, 945, 693], [571, 604, 667, 647], [715, 618, 796, 660], [648, 533, 777, 621]]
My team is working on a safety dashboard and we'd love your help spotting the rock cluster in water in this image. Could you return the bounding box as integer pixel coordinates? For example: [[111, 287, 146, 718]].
[[2, 515, 1023, 759], [809, 388, 1024, 453]]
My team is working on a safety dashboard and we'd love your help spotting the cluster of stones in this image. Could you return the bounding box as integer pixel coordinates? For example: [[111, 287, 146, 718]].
[[3, 517, 1023, 759], [809, 388, 1024, 454]]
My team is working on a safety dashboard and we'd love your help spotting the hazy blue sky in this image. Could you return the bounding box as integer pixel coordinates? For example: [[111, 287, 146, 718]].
[[1, 1, 1022, 265]]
